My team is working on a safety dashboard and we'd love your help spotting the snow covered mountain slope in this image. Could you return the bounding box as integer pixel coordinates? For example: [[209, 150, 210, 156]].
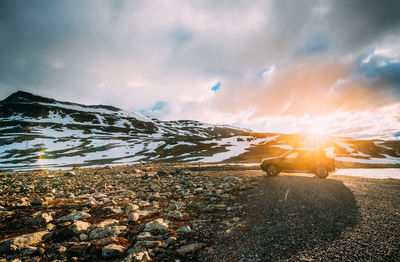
[[0, 91, 399, 171]]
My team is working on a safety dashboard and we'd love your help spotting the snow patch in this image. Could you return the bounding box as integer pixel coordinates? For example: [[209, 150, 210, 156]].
[[334, 168, 400, 179]]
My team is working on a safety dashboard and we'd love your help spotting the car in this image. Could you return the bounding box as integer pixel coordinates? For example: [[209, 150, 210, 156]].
[[260, 149, 336, 178]]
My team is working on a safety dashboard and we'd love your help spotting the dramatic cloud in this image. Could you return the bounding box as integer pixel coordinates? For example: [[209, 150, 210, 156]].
[[0, 0, 399, 138]]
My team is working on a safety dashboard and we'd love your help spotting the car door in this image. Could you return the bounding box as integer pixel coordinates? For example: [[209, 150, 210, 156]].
[[280, 151, 298, 171], [294, 151, 311, 171]]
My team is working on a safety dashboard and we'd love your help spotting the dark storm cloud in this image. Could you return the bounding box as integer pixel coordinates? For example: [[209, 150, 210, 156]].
[[0, 0, 399, 138], [0, 0, 106, 98], [324, 0, 400, 51]]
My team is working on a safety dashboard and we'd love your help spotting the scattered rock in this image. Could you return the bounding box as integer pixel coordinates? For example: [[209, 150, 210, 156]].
[[57, 246, 67, 253], [20, 246, 37, 255], [167, 236, 177, 244], [138, 240, 162, 248], [12, 197, 30, 207], [121, 190, 136, 197], [125, 204, 140, 214], [57, 211, 90, 222], [170, 211, 183, 220], [177, 225, 192, 233], [68, 242, 90, 256], [176, 243, 205, 255], [103, 206, 123, 214], [79, 233, 88, 241], [29, 213, 53, 226], [29, 196, 43, 205], [102, 244, 126, 258], [128, 212, 140, 223], [166, 201, 184, 211], [144, 218, 169, 232], [133, 251, 151, 261], [157, 170, 168, 177], [95, 219, 119, 228], [64, 171, 76, 177], [136, 232, 152, 240], [70, 220, 91, 234], [88, 220, 126, 240], [213, 204, 227, 210], [0, 231, 48, 254]]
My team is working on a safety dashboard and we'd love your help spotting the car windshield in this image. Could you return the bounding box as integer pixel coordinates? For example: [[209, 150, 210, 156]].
[[280, 151, 298, 159], [281, 150, 328, 159], [280, 151, 291, 158]]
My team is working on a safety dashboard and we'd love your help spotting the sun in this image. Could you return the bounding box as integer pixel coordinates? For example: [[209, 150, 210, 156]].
[[303, 117, 333, 150], [306, 117, 330, 135]]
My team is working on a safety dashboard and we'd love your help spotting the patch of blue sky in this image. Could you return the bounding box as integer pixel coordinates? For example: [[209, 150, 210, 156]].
[[257, 68, 269, 77], [151, 101, 166, 112], [358, 52, 400, 83], [211, 82, 221, 92], [138, 109, 147, 115], [295, 32, 330, 56], [138, 101, 167, 117], [257, 65, 276, 78]]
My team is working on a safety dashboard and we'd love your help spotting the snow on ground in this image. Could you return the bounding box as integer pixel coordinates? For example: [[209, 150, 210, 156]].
[[349, 151, 370, 157], [0, 137, 81, 154], [335, 139, 356, 153], [2, 107, 154, 129], [0, 126, 18, 131], [335, 139, 370, 157], [116, 109, 154, 123], [335, 156, 400, 165], [374, 141, 392, 150], [192, 136, 277, 162], [260, 135, 279, 144], [3, 112, 96, 127], [145, 141, 165, 152], [39, 102, 115, 115], [92, 142, 145, 159], [334, 168, 400, 179], [164, 141, 197, 150]]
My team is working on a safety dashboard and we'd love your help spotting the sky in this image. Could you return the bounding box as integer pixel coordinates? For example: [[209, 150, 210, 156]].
[[0, 0, 400, 139]]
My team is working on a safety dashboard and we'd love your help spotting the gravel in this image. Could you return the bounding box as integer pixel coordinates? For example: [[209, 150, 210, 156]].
[[200, 173, 400, 261], [1, 166, 398, 261]]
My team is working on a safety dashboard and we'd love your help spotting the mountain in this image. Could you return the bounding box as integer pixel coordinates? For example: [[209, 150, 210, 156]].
[[0, 91, 399, 171]]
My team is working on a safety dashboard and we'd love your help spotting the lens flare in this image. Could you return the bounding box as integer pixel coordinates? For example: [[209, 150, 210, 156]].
[[301, 117, 335, 152], [37, 147, 46, 170]]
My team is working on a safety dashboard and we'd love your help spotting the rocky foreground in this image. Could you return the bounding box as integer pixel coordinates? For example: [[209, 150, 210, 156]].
[[0, 165, 256, 261], [1, 165, 399, 262]]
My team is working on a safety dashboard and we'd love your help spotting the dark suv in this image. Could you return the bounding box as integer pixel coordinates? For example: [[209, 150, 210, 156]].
[[260, 149, 336, 178]]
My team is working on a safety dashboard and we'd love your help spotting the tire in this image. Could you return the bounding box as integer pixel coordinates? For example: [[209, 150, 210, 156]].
[[315, 166, 329, 178], [266, 164, 279, 176]]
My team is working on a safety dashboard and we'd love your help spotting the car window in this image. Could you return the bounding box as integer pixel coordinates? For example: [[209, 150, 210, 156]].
[[312, 151, 327, 159], [285, 152, 298, 159]]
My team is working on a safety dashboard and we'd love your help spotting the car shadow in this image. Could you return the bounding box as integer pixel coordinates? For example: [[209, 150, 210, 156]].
[[202, 175, 359, 261]]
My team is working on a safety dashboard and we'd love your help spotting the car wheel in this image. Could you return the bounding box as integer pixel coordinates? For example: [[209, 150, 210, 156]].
[[266, 164, 279, 176], [315, 166, 329, 178]]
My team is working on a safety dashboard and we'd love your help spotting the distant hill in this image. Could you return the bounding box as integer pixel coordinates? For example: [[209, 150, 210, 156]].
[[0, 91, 399, 171]]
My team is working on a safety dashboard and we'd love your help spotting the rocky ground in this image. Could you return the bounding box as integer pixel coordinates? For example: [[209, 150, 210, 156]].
[[0, 165, 399, 261], [0, 165, 256, 261]]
